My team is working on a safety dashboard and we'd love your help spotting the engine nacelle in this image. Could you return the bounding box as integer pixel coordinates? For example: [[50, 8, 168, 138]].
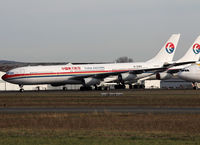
[[120, 73, 136, 82], [147, 73, 172, 80], [84, 77, 101, 86], [155, 72, 172, 80]]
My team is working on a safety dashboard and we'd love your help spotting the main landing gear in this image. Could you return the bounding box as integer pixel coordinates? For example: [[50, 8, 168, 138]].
[[114, 84, 126, 89], [80, 85, 109, 91], [94, 85, 102, 90], [94, 86, 109, 91], [80, 86, 92, 91], [129, 84, 133, 89]]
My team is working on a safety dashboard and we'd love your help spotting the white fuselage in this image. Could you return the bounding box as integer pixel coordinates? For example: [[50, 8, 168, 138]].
[[2, 62, 164, 85], [178, 64, 200, 82]]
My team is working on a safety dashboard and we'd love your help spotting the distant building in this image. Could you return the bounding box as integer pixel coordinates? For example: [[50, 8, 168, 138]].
[[144, 80, 161, 89], [144, 79, 193, 89], [47, 84, 81, 90], [161, 78, 192, 89]]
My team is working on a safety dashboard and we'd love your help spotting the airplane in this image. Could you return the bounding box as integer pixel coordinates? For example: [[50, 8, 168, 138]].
[[142, 35, 200, 81], [2, 34, 181, 91], [98, 35, 200, 89], [178, 63, 200, 89]]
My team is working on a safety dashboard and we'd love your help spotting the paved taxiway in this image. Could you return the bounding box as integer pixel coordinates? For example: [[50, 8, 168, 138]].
[[1, 107, 200, 113]]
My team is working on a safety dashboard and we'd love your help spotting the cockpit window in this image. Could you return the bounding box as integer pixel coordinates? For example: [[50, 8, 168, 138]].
[[6, 72, 14, 75]]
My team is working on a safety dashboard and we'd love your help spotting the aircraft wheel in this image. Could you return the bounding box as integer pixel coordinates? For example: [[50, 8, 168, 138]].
[[104, 87, 108, 90], [80, 86, 85, 91], [80, 86, 92, 91], [63, 87, 67, 91], [19, 85, 24, 92], [193, 85, 197, 90], [192, 82, 198, 90], [19, 89, 24, 92], [94, 86, 97, 90], [97, 87, 102, 90], [140, 84, 145, 89], [114, 84, 125, 89]]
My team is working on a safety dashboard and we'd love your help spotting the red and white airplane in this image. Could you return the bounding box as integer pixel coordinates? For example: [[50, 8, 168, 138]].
[[2, 34, 181, 91]]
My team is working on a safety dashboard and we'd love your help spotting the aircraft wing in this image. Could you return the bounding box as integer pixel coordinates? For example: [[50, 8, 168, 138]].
[[163, 61, 196, 68], [142, 61, 197, 75], [71, 70, 129, 80], [136, 61, 197, 82], [165, 61, 196, 74], [129, 67, 167, 74], [71, 61, 196, 80], [129, 61, 196, 74]]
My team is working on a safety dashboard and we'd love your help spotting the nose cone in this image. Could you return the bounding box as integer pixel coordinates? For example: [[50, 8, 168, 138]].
[[177, 71, 182, 77], [178, 72, 185, 79], [178, 71, 195, 82], [2, 74, 7, 81]]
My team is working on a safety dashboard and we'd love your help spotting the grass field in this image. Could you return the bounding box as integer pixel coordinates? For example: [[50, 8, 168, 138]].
[[0, 132, 199, 145], [0, 112, 200, 145], [1, 90, 200, 144]]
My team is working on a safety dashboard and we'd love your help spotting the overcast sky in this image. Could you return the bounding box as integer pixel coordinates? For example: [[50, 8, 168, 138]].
[[0, 0, 200, 62]]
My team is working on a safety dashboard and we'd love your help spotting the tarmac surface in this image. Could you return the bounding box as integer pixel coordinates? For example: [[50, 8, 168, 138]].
[[1, 107, 200, 113]]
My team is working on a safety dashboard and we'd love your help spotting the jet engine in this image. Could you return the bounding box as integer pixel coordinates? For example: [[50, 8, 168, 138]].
[[119, 73, 136, 82], [150, 73, 172, 80], [84, 77, 101, 86]]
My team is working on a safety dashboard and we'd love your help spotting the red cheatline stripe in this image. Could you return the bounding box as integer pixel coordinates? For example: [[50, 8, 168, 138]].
[[4, 69, 131, 79]]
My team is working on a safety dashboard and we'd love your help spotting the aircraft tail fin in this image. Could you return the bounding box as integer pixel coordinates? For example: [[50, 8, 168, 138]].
[[177, 35, 200, 63], [147, 34, 180, 63]]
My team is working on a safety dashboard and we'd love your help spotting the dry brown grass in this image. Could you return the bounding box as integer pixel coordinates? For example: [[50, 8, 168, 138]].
[[1, 90, 200, 107], [0, 113, 200, 135]]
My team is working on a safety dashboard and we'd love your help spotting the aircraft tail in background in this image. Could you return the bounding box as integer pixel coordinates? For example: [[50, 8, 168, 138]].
[[176, 35, 200, 63], [147, 34, 180, 63]]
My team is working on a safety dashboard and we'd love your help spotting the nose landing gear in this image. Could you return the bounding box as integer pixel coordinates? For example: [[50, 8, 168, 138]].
[[19, 85, 24, 92], [192, 82, 198, 90]]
